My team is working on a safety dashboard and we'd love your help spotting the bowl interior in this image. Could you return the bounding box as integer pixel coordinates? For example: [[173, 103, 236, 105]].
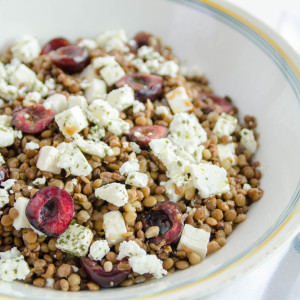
[[0, 0, 299, 299]]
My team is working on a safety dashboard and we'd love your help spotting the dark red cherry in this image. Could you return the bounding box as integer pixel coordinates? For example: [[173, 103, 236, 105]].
[[51, 46, 89, 73], [127, 125, 168, 149], [0, 165, 9, 186], [13, 104, 55, 134], [199, 93, 233, 113], [133, 31, 152, 48], [116, 73, 163, 103], [26, 186, 74, 237], [81, 257, 130, 288], [41, 38, 71, 55]]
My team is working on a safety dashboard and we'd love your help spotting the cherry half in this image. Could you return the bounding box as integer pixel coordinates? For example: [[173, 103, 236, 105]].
[[0, 165, 9, 186], [13, 104, 55, 135], [127, 125, 168, 150], [141, 201, 184, 246], [199, 93, 233, 113], [26, 186, 74, 237], [133, 31, 152, 48], [41, 38, 71, 55], [116, 73, 163, 103], [51, 45, 89, 73], [81, 257, 130, 288]]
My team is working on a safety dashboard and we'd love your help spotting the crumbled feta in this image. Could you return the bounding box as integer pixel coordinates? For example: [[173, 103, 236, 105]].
[[78, 38, 97, 50], [243, 183, 251, 192], [180, 65, 203, 78], [72, 179, 78, 186], [157, 60, 179, 77], [87, 124, 106, 142], [68, 95, 88, 111], [43, 93, 67, 113], [95, 183, 128, 207], [45, 278, 54, 289], [155, 105, 170, 116], [106, 85, 135, 111], [0, 125, 17, 147], [129, 142, 141, 154], [131, 58, 150, 74], [119, 158, 140, 176], [56, 142, 92, 176], [24, 92, 41, 105], [177, 224, 210, 259], [56, 223, 93, 257], [117, 240, 146, 260], [0, 189, 9, 209], [96, 29, 129, 52], [88, 240, 110, 261], [0, 79, 18, 101], [125, 171, 148, 188], [217, 143, 237, 165], [166, 87, 193, 114], [132, 100, 146, 113], [161, 180, 185, 203], [128, 255, 167, 279], [190, 163, 230, 199], [1, 179, 17, 191], [0, 99, 4, 107], [0, 247, 30, 282], [103, 211, 127, 246], [36, 146, 61, 174], [93, 56, 116, 69], [240, 128, 257, 155], [74, 134, 113, 158], [0, 153, 5, 166], [55, 106, 88, 137], [100, 62, 126, 86], [0, 115, 12, 127], [80, 64, 101, 81], [107, 118, 131, 136], [45, 78, 56, 90], [138, 46, 163, 62], [84, 78, 107, 103], [13, 197, 31, 230], [32, 177, 46, 185], [213, 113, 238, 138], [11, 35, 40, 64], [25, 141, 39, 150]]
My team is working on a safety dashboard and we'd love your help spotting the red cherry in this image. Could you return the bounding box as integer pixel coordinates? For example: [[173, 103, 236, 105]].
[[12, 104, 55, 135], [0, 165, 9, 186], [51, 46, 89, 73], [199, 93, 234, 113], [41, 38, 71, 55], [133, 31, 152, 48], [127, 125, 168, 149]]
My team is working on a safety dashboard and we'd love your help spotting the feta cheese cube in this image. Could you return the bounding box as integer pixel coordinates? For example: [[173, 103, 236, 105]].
[[157, 60, 179, 77], [0, 115, 12, 127], [36, 146, 61, 174], [89, 240, 110, 261], [128, 255, 167, 279], [0, 153, 5, 166], [240, 128, 257, 155], [56, 223, 93, 257], [107, 118, 130, 135], [217, 143, 237, 165], [88, 99, 119, 125], [155, 105, 170, 116], [166, 87, 193, 114], [95, 183, 128, 207], [25, 141, 39, 150], [74, 134, 113, 158], [96, 29, 128, 52], [161, 180, 185, 203], [87, 124, 106, 142], [129, 142, 141, 154], [45, 78, 56, 90], [43, 93, 68, 114], [24, 92, 41, 105], [132, 100, 146, 113], [93, 56, 116, 69], [213, 113, 238, 138], [100, 63, 125, 86], [106, 85, 134, 111], [68, 95, 88, 111], [190, 163, 230, 199], [117, 240, 146, 260], [0, 126, 16, 147], [177, 224, 210, 259], [1, 179, 17, 190], [138, 46, 163, 62], [103, 211, 127, 246], [13, 197, 31, 230], [125, 171, 148, 188], [55, 106, 88, 137], [78, 39, 97, 50], [32, 177, 46, 185], [0, 247, 30, 282], [80, 64, 101, 81], [84, 78, 107, 103], [0, 189, 9, 209], [11, 35, 41, 63], [119, 158, 140, 176], [56, 142, 92, 176]]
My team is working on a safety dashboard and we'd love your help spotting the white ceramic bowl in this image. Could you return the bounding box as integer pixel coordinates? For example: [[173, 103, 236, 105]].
[[0, 0, 299, 299]]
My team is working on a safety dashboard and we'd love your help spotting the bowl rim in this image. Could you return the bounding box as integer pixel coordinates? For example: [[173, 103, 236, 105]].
[[0, 0, 300, 299]]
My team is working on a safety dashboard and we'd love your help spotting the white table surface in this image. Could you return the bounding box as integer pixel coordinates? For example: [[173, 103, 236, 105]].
[[200, 1, 300, 299]]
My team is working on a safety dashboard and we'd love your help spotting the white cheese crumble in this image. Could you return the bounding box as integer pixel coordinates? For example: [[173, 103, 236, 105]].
[[89, 240, 110, 261], [36, 146, 61, 175], [68, 95, 88, 111], [161, 180, 186, 203], [128, 255, 167, 279], [0, 189, 9, 209], [45, 278, 55, 289], [0, 153, 5, 166], [155, 105, 170, 116], [177, 224, 210, 259], [157, 60, 179, 77], [180, 65, 203, 78], [78, 38, 97, 50], [1, 179, 17, 191], [96, 29, 129, 52], [117, 240, 146, 260], [125, 171, 148, 188], [13, 197, 31, 230], [103, 211, 127, 246], [25, 141, 40, 150], [0, 125, 22, 148], [240, 128, 257, 155], [84, 78, 107, 103], [190, 163, 230, 199], [243, 183, 252, 192], [45, 78, 56, 90], [166, 87, 193, 114], [0, 247, 30, 282], [217, 143, 237, 165], [56, 142, 92, 176], [132, 100, 146, 113], [129, 142, 141, 154], [0, 115, 13, 127], [87, 124, 106, 142], [213, 112, 238, 138], [23, 91, 41, 105], [106, 84, 135, 111], [56, 223, 93, 257], [32, 177, 46, 185], [119, 158, 140, 176], [95, 183, 128, 207], [100, 62, 126, 86]]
